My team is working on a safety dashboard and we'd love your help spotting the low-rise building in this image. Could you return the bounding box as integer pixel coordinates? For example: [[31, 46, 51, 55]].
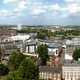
[[0, 29, 16, 41], [0, 41, 19, 65], [25, 39, 37, 53], [65, 37, 80, 55], [38, 39, 62, 56]]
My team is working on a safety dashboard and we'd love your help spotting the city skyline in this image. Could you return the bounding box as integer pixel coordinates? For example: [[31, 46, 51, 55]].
[[0, 0, 80, 25]]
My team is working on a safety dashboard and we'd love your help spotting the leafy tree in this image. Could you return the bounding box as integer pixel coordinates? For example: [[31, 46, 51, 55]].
[[37, 44, 49, 65], [0, 47, 4, 63], [6, 71, 22, 80], [17, 58, 39, 80], [73, 48, 80, 61], [0, 64, 9, 76], [8, 51, 25, 70], [7, 58, 39, 80], [37, 32, 47, 39]]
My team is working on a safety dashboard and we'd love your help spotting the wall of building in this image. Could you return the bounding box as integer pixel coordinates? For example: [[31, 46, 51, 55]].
[[39, 72, 61, 80], [62, 66, 80, 80]]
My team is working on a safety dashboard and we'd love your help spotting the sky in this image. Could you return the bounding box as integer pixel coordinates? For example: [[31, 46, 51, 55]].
[[0, 0, 80, 25]]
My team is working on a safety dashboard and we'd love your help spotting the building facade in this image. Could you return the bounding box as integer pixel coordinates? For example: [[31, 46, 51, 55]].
[[62, 62, 80, 80]]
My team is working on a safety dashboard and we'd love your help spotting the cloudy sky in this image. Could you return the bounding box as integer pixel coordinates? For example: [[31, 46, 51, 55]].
[[0, 0, 80, 25]]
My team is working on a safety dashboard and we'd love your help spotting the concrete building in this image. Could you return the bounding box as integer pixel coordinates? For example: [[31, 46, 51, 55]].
[[64, 37, 80, 60], [5, 34, 31, 52], [0, 29, 16, 39], [8, 34, 30, 42], [62, 61, 80, 80], [0, 34, 31, 60], [0, 29, 17, 43], [62, 37, 80, 80], [0, 41, 18, 64], [62, 27, 75, 31], [38, 39, 62, 57], [25, 39, 37, 53]]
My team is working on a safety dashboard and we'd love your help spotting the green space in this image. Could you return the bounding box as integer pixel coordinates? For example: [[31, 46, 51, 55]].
[[17, 28, 80, 40], [73, 48, 80, 61]]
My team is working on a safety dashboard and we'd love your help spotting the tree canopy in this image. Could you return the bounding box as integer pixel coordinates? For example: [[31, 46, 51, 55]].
[[0, 64, 9, 76], [7, 58, 39, 80], [73, 48, 80, 61], [37, 44, 49, 65], [6, 50, 39, 80], [17, 58, 39, 80], [8, 51, 25, 70], [0, 47, 4, 63]]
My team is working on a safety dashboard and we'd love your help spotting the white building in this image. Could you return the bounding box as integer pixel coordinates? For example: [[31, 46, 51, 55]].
[[64, 54, 73, 60], [62, 62, 80, 80], [38, 39, 62, 56], [25, 40, 37, 53], [9, 34, 30, 42], [1, 34, 31, 52], [65, 37, 80, 47], [64, 37, 80, 59]]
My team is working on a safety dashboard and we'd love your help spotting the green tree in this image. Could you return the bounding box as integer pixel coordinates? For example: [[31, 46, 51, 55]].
[[37, 44, 49, 65], [7, 58, 39, 80], [17, 58, 39, 80], [6, 71, 22, 80], [73, 48, 80, 61], [0, 47, 4, 63], [37, 32, 46, 39], [8, 51, 25, 70], [0, 64, 9, 76]]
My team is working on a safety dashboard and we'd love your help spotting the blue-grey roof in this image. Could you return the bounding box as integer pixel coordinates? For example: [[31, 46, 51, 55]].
[[48, 43, 61, 48], [39, 39, 62, 48]]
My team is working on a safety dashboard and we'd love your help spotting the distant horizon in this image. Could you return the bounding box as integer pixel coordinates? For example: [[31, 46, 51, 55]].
[[0, 24, 80, 27]]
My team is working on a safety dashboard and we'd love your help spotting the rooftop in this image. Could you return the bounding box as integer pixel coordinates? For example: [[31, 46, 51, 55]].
[[39, 66, 62, 73], [63, 60, 80, 67], [39, 39, 62, 48], [9, 34, 30, 41], [48, 43, 61, 48], [65, 37, 80, 46]]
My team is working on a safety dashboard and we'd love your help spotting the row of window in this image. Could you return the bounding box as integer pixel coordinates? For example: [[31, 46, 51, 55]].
[[63, 72, 80, 80], [39, 72, 61, 80]]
